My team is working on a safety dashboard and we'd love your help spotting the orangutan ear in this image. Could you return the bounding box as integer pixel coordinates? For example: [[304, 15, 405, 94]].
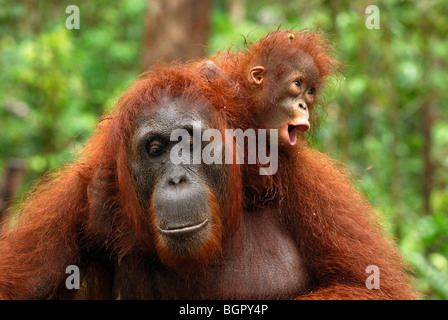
[[86, 168, 114, 242], [197, 60, 224, 81], [248, 66, 266, 86]]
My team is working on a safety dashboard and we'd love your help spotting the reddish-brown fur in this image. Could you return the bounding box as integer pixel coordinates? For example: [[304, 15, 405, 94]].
[[213, 28, 339, 128], [0, 29, 417, 300], [0, 63, 243, 299], [210, 29, 417, 299]]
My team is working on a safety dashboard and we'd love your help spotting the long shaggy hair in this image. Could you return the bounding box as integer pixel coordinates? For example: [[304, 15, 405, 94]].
[[0, 63, 243, 299], [211, 28, 416, 299]]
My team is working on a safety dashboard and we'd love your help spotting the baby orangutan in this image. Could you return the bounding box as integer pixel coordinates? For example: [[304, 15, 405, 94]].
[[214, 30, 339, 146], [202, 29, 416, 300]]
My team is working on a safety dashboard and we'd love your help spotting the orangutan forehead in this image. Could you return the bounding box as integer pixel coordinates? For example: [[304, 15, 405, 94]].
[[255, 47, 320, 84], [285, 50, 320, 83], [137, 95, 213, 130]]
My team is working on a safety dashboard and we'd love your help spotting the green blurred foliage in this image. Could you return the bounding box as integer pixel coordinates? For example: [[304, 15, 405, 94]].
[[0, 0, 146, 183], [0, 0, 447, 299]]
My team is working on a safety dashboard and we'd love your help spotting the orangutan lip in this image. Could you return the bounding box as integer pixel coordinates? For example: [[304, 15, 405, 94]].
[[158, 219, 208, 236]]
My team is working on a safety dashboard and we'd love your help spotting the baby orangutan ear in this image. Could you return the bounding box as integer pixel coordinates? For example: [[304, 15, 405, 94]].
[[248, 66, 266, 86]]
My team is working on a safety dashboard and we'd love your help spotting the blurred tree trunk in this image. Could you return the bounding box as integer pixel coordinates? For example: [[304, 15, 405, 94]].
[[0, 159, 26, 219], [141, 0, 212, 69], [228, 0, 245, 24]]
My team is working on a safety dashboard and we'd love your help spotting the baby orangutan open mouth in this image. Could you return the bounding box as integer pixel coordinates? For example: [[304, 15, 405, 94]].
[[286, 122, 309, 146]]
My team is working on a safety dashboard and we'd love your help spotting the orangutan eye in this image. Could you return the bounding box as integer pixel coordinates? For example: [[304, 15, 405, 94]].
[[294, 80, 301, 88], [148, 140, 165, 157], [307, 88, 315, 96]]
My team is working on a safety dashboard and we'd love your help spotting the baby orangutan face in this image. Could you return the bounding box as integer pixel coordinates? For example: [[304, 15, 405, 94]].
[[248, 51, 320, 146]]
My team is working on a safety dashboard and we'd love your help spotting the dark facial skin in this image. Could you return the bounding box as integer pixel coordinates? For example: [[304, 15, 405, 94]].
[[129, 95, 228, 257], [249, 51, 320, 146]]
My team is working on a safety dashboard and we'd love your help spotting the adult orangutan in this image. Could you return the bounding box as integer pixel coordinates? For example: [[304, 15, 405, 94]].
[[0, 64, 244, 299], [0, 30, 416, 300]]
